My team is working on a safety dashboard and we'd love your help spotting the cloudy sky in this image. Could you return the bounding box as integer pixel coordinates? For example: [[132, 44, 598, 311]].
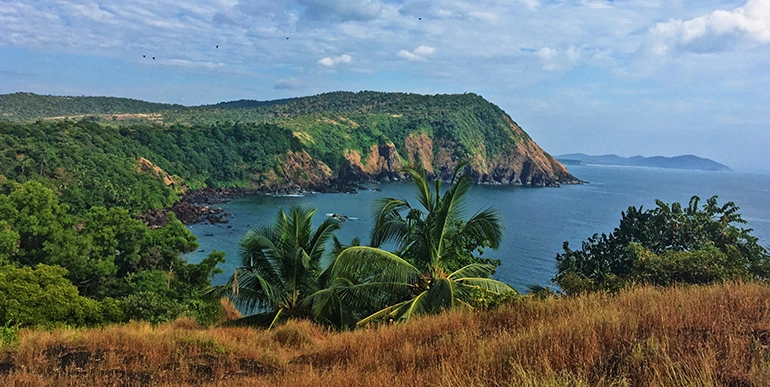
[[1, 0, 769, 170]]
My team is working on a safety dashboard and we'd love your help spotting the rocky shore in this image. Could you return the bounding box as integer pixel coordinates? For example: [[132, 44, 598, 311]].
[[137, 171, 581, 228]]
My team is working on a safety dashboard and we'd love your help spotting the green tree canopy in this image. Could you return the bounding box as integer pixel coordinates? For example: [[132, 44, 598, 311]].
[[0, 180, 223, 325], [554, 196, 770, 294], [0, 264, 122, 327]]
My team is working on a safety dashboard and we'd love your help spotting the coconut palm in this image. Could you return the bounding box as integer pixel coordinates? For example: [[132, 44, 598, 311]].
[[214, 206, 340, 329], [330, 165, 517, 326]]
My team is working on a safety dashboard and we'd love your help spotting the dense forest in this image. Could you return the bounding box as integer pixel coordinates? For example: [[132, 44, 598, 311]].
[[1, 91, 578, 190]]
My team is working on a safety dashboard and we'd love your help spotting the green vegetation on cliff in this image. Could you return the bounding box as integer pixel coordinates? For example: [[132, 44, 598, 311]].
[[1, 91, 577, 192]]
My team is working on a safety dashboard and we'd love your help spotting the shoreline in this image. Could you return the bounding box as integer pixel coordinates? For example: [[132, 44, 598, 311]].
[[140, 174, 582, 228]]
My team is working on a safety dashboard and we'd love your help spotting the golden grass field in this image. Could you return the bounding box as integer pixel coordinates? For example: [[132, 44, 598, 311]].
[[2, 282, 770, 386]]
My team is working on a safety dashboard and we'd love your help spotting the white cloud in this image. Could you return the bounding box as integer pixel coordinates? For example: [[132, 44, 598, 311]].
[[536, 47, 558, 61], [398, 45, 436, 61], [397, 50, 421, 61], [317, 54, 352, 67], [299, 0, 383, 22], [163, 59, 226, 69], [413, 45, 436, 56], [517, 0, 541, 11], [650, 0, 770, 54], [274, 77, 301, 89], [468, 11, 497, 23]]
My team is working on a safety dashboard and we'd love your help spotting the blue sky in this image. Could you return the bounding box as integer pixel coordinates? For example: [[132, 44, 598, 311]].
[[1, 0, 769, 170]]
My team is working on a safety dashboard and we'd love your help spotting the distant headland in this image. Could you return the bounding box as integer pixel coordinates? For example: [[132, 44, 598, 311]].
[[555, 153, 731, 172]]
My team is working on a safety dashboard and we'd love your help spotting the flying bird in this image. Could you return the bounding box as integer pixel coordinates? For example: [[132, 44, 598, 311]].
[[152, 57, 155, 60], [216, 45, 219, 48], [143, 54, 146, 58]]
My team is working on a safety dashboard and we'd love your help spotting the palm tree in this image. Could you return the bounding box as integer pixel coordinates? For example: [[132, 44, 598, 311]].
[[330, 164, 517, 326], [214, 206, 340, 329]]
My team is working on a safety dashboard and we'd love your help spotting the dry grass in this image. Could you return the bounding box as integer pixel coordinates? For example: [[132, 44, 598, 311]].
[[2, 282, 770, 386]]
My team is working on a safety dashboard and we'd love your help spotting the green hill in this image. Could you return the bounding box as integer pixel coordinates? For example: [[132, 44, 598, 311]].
[[0, 92, 186, 121], [0, 91, 578, 214]]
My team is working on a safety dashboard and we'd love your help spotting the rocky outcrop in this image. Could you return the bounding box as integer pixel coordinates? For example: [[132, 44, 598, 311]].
[[136, 157, 184, 190], [317, 116, 579, 187], [257, 150, 334, 191], [338, 143, 405, 182]]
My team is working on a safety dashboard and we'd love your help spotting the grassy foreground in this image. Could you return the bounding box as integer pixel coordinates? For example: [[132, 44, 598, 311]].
[[2, 282, 770, 386]]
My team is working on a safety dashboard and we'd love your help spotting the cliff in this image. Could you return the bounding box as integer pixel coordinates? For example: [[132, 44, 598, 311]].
[[0, 92, 579, 202]]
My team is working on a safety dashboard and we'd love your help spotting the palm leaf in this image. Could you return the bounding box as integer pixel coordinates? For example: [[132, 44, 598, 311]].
[[402, 165, 435, 213], [370, 197, 412, 247], [356, 298, 415, 327], [448, 263, 497, 280], [308, 216, 340, 264], [454, 277, 518, 295], [238, 231, 282, 284], [462, 207, 503, 249], [332, 246, 421, 288]]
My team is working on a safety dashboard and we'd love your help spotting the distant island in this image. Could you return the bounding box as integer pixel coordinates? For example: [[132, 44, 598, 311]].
[[555, 153, 731, 172]]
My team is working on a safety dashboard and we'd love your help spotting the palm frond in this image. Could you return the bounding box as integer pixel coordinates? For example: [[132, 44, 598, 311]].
[[226, 268, 283, 311], [308, 216, 341, 263], [421, 278, 455, 312], [332, 246, 421, 287], [434, 174, 473, 260], [370, 197, 412, 247], [450, 161, 470, 184], [333, 280, 413, 311], [448, 263, 497, 280], [356, 297, 418, 327], [462, 207, 503, 249], [455, 277, 518, 295], [238, 231, 282, 285], [402, 165, 434, 213], [305, 278, 360, 329]]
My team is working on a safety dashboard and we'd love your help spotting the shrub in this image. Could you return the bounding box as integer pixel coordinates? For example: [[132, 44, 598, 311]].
[[555, 196, 770, 294]]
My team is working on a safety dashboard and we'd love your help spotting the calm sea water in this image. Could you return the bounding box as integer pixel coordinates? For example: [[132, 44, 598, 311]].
[[186, 165, 770, 292]]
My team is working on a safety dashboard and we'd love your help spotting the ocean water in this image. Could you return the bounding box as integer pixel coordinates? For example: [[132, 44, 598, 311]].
[[186, 165, 770, 292]]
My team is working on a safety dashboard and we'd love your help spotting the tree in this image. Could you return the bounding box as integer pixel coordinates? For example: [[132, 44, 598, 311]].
[[0, 264, 122, 327], [328, 165, 516, 326], [215, 207, 340, 329], [554, 196, 770, 294]]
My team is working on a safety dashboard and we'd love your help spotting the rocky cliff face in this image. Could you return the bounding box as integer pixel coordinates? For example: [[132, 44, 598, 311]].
[[258, 150, 334, 191], [293, 116, 579, 189]]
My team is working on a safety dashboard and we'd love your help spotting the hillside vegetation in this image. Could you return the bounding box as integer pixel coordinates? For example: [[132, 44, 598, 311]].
[[2, 282, 770, 386], [0, 91, 578, 204]]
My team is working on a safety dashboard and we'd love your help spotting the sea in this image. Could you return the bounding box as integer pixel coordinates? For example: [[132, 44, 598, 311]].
[[186, 165, 770, 293]]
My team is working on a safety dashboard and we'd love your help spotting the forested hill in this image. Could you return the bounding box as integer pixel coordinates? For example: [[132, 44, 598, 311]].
[[0, 92, 186, 121], [0, 91, 578, 213]]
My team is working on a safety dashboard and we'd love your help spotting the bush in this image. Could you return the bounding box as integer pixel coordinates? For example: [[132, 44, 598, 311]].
[[554, 196, 770, 294], [0, 264, 107, 327]]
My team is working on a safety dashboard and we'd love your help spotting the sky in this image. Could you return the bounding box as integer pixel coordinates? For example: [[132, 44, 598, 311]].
[[1, 0, 769, 170]]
